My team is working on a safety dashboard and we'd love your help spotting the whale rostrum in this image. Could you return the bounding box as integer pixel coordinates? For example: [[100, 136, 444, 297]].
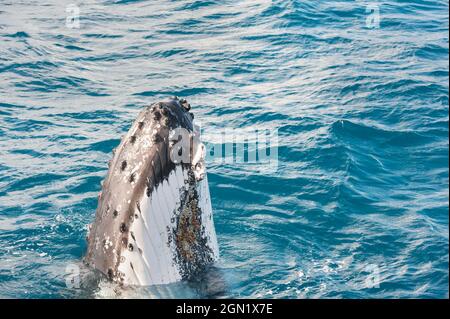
[[85, 97, 219, 285]]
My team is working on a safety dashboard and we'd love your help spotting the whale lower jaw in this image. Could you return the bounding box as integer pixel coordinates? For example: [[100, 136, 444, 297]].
[[85, 97, 219, 286], [119, 168, 218, 285]]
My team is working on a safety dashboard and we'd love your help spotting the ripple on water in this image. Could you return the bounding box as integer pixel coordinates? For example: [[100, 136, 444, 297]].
[[0, 0, 448, 298]]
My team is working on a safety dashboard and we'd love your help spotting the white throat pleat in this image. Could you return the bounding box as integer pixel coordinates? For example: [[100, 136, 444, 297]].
[[117, 166, 218, 286]]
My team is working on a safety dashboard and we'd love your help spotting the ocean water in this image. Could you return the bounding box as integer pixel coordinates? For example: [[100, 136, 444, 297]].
[[0, 0, 448, 299]]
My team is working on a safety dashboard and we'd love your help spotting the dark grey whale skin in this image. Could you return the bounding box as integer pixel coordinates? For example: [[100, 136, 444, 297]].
[[84, 97, 193, 282]]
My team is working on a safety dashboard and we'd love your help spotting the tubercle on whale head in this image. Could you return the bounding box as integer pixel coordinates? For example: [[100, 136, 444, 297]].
[[169, 95, 191, 111], [146, 96, 194, 133]]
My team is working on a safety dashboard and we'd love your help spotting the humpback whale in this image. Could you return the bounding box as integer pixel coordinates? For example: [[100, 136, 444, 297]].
[[85, 97, 219, 285]]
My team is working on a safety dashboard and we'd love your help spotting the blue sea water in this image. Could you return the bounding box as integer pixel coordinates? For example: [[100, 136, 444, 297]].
[[0, 0, 448, 299]]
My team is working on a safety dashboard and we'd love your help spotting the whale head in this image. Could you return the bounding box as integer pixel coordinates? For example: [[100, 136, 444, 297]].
[[85, 97, 219, 285]]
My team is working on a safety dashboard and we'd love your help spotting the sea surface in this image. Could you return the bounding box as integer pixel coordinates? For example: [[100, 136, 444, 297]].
[[0, 0, 448, 299]]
